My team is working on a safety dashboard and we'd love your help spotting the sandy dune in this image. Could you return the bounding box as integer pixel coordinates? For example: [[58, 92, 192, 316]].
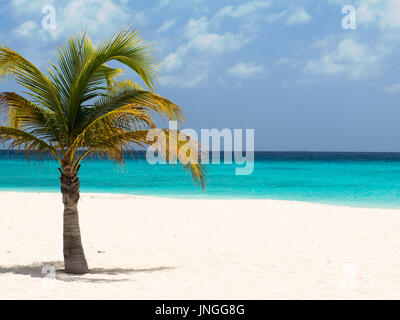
[[1, 191, 400, 299]]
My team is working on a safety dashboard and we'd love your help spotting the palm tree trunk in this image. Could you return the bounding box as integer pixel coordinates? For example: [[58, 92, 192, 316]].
[[59, 165, 89, 274]]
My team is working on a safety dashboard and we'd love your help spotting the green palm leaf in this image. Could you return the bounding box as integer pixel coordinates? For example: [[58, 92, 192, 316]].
[[0, 126, 61, 161], [0, 28, 205, 186], [0, 45, 65, 122], [0, 28, 206, 275]]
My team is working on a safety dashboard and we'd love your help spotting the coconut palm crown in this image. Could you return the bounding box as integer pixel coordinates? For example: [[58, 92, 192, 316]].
[[0, 29, 205, 274]]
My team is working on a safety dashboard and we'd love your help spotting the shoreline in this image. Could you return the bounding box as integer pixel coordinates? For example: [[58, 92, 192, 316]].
[[0, 189, 399, 210], [1, 191, 400, 299]]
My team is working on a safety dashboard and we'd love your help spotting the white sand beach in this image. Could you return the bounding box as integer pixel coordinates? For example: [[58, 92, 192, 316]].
[[1, 191, 400, 299]]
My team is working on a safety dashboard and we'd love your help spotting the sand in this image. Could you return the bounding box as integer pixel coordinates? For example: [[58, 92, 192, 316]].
[[1, 191, 400, 299]]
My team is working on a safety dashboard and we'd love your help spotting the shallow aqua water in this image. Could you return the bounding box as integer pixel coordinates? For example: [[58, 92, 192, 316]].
[[1, 152, 400, 208]]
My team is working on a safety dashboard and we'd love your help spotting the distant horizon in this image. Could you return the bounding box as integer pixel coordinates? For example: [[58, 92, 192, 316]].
[[2, 149, 400, 154]]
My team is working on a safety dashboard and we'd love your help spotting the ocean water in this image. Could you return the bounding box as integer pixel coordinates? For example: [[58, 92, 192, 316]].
[[1, 151, 400, 208]]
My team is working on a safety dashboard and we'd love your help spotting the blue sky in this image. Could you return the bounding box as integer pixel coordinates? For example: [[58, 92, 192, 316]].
[[1, 0, 400, 151]]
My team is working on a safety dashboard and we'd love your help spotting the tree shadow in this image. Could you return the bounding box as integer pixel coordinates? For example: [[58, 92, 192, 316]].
[[0, 261, 177, 283]]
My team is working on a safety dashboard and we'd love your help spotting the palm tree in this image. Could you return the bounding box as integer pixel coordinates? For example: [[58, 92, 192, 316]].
[[0, 29, 205, 274]]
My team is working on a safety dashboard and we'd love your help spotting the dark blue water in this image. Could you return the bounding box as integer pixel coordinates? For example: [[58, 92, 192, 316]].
[[1, 151, 400, 208]]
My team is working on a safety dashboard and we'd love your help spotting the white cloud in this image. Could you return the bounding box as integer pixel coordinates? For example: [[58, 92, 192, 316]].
[[8, 0, 261, 89], [158, 6, 271, 88], [160, 16, 249, 87], [301, 1, 399, 83], [286, 8, 311, 25], [227, 62, 265, 78], [185, 17, 209, 38], [60, 0, 135, 38], [192, 17, 247, 52], [164, 17, 246, 66], [304, 38, 387, 79], [162, 52, 182, 72], [329, 0, 400, 30], [189, 32, 243, 54], [265, 11, 287, 23], [265, 7, 311, 26], [160, 70, 208, 88], [217, 1, 271, 18], [159, 0, 171, 6], [356, 0, 400, 28], [11, 0, 53, 13], [10, 0, 141, 42], [384, 83, 400, 94], [157, 19, 176, 34], [13, 20, 40, 37], [12, 18, 56, 43], [386, 0, 400, 27]]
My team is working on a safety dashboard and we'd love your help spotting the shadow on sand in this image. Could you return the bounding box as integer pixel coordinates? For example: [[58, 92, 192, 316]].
[[0, 261, 177, 283]]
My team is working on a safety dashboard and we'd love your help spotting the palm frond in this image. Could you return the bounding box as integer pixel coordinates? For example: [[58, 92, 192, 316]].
[[77, 79, 183, 132], [64, 105, 155, 164], [155, 129, 206, 189], [0, 126, 61, 162], [48, 33, 122, 119], [0, 45, 66, 123], [0, 92, 61, 143], [66, 29, 157, 132]]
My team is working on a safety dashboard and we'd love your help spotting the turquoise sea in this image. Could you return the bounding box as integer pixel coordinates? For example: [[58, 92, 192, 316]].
[[1, 151, 400, 208]]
